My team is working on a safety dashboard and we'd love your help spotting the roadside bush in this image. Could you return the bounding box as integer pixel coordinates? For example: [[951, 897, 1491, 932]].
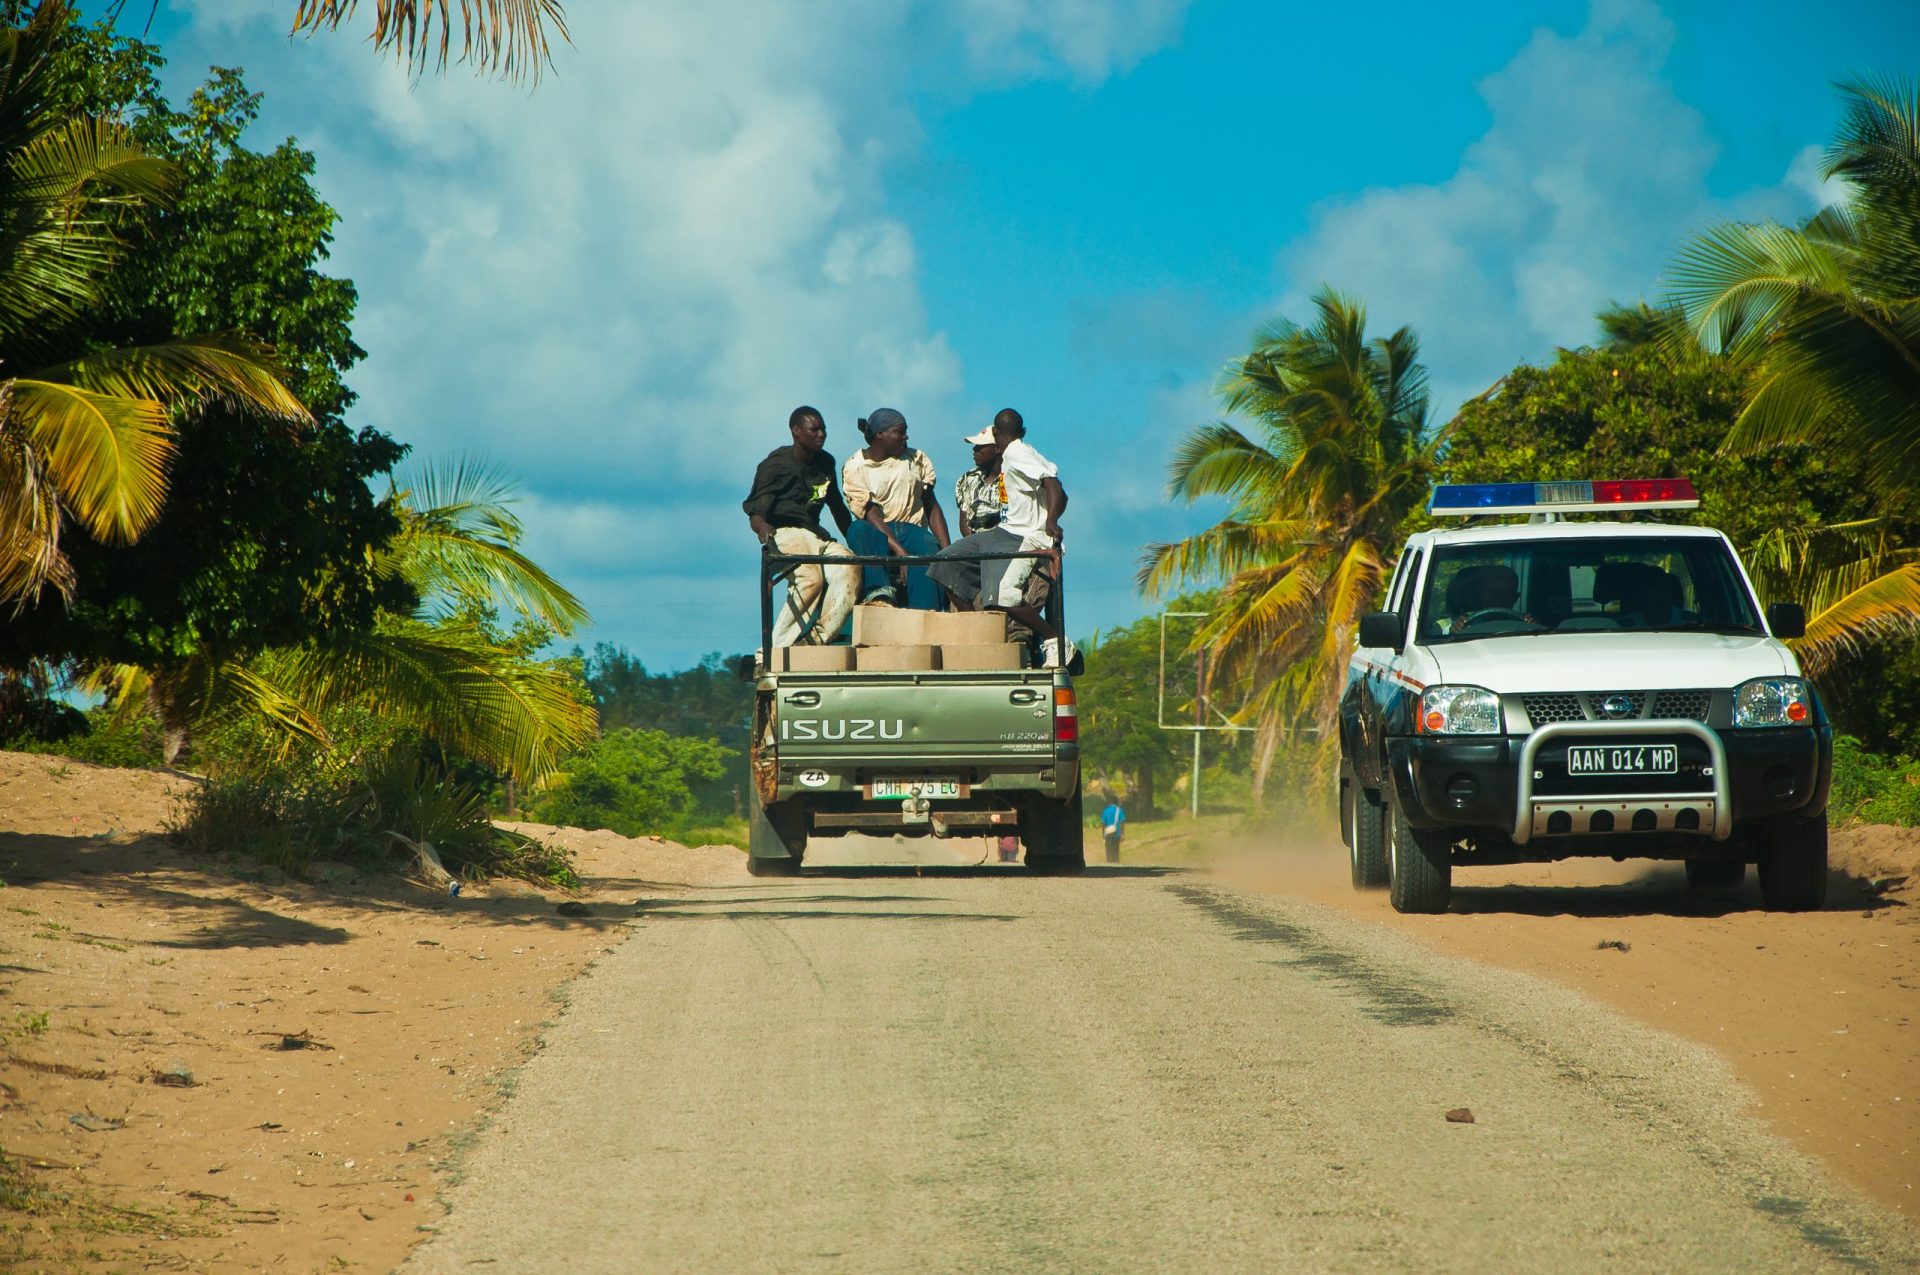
[[172, 744, 577, 886], [1828, 736, 1920, 826], [531, 728, 732, 842], [4, 707, 166, 769]]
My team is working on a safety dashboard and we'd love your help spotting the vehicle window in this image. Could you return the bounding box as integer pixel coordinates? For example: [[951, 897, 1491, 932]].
[[1415, 537, 1762, 643], [1385, 549, 1423, 615]]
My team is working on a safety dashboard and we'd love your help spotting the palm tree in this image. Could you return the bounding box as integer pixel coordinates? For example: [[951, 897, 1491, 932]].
[[1139, 289, 1437, 796], [1, 3, 311, 606], [91, 459, 596, 780], [1669, 74, 1920, 665], [290, 0, 568, 82]]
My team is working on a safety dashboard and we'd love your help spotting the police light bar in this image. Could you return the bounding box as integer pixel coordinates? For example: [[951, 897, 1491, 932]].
[[1429, 478, 1699, 517]]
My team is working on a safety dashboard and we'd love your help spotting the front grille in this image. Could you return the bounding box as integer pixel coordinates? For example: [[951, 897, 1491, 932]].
[[1524, 693, 1585, 725], [1587, 691, 1646, 719], [1651, 690, 1712, 721], [1522, 689, 1715, 728]]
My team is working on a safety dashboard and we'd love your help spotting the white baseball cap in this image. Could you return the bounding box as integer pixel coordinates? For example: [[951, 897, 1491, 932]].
[[963, 427, 995, 445]]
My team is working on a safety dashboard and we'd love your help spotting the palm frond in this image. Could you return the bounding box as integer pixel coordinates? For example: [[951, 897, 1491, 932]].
[[34, 335, 311, 424], [386, 457, 588, 632], [6, 379, 172, 542], [276, 619, 597, 780], [291, 0, 570, 84], [1795, 562, 1920, 677]]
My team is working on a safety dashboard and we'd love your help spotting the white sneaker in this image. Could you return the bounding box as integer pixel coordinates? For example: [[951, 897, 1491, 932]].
[[1040, 636, 1078, 667]]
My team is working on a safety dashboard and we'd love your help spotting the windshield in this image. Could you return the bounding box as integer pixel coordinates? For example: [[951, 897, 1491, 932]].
[[1414, 536, 1762, 643]]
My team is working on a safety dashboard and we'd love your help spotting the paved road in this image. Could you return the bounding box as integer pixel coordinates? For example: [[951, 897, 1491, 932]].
[[408, 861, 1919, 1273]]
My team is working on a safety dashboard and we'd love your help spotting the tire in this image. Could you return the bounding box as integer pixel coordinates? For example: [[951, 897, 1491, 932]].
[[1757, 813, 1828, 912], [1387, 786, 1451, 914], [746, 784, 805, 876], [1026, 784, 1086, 875], [1350, 785, 1389, 890], [1684, 859, 1746, 892]]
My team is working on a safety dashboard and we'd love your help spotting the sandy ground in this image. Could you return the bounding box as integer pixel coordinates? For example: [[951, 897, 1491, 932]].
[[1218, 821, 1920, 1222], [0, 752, 739, 1272], [1, 747, 1915, 1270]]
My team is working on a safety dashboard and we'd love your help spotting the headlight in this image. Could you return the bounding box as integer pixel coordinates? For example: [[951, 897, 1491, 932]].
[[1733, 677, 1812, 727], [1419, 685, 1501, 735]]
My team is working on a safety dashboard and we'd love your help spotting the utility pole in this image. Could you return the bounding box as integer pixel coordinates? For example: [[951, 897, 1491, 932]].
[[1190, 646, 1205, 818]]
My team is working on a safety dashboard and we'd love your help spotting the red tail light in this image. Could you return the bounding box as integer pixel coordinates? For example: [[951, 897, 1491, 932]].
[[1054, 687, 1078, 742]]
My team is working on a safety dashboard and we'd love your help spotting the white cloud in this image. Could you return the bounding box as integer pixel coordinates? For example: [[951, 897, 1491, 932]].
[[1273, 0, 1806, 418], [160, 0, 1188, 662]]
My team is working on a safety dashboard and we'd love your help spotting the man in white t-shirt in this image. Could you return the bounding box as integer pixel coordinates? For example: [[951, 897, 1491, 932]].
[[928, 408, 1076, 667]]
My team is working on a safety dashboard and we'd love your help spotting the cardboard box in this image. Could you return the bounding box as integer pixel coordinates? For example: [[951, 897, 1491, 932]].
[[856, 645, 939, 672], [939, 643, 1024, 671], [851, 604, 930, 647], [773, 645, 855, 672], [922, 610, 1009, 645]]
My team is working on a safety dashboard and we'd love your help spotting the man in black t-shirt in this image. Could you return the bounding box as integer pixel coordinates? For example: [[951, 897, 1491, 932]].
[[743, 406, 859, 646]]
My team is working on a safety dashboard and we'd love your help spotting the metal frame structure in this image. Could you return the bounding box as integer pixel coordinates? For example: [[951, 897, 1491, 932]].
[[759, 542, 1066, 666], [1156, 611, 1254, 818]]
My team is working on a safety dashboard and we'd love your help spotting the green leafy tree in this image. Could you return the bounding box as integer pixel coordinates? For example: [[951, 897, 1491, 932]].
[[1074, 610, 1199, 815], [1141, 289, 1437, 796], [532, 728, 733, 840], [1670, 74, 1920, 666], [0, 7, 410, 674], [582, 646, 754, 816], [0, 3, 309, 606]]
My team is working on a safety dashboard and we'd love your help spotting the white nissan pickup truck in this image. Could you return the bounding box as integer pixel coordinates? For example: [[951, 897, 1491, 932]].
[[1338, 479, 1832, 914]]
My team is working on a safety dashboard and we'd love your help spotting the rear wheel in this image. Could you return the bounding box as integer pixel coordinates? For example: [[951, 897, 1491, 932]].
[[1350, 781, 1389, 890], [1387, 787, 1451, 914], [1684, 859, 1746, 892], [1025, 785, 1086, 875], [1757, 814, 1828, 911], [746, 784, 806, 876]]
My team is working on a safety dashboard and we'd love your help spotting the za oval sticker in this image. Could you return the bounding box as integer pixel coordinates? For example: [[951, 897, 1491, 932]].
[[797, 769, 830, 788]]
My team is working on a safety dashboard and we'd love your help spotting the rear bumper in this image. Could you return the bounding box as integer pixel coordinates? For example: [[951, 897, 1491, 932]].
[[1388, 724, 1829, 843]]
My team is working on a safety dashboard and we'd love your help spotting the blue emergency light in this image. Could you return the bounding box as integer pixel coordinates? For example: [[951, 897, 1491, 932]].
[[1429, 478, 1699, 516]]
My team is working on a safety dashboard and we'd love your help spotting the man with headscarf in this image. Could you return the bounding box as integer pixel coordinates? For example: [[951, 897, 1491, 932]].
[[841, 407, 950, 609]]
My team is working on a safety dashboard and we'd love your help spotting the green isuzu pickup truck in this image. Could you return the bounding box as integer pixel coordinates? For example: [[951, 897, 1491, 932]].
[[746, 544, 1085, 875]]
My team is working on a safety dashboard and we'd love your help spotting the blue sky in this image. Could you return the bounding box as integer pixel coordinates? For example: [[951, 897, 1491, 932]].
[[133, 0, 1916, 668]]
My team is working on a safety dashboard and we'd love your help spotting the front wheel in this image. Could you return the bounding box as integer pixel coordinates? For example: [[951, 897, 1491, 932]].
[[1349, 781, 1389, 890], [1757, 814, 1827, 911], [1387, 788, 1451, 914]]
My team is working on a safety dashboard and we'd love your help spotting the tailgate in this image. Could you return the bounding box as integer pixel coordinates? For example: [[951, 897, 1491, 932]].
[[769, 669, 1058, 764]]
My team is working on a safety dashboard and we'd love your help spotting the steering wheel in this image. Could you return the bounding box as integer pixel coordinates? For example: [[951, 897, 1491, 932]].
[[1457, 607, 1526, 630]]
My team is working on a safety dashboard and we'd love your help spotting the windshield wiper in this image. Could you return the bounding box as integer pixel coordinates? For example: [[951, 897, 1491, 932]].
[[1647, 620, 1765, 635]]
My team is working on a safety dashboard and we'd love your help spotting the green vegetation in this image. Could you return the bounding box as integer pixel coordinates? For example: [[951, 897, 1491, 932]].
[[1141, 289, 1437, 799], [530, 728, 734, 844], [1829, 737, 1920, 827], [1124, 77, 1920, 826]]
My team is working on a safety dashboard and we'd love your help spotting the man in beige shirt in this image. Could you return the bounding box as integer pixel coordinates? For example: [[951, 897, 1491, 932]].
[[842, 407, 951, 608]]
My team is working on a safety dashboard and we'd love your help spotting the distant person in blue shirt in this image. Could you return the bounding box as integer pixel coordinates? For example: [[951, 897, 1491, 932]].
[[1100, 800, 1126, 863]]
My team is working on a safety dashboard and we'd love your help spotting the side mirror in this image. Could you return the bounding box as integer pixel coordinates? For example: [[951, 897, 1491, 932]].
[[733, 654, 759, 682], [1358, 611, 1401, 650], [1767, 601, 1807, 640]]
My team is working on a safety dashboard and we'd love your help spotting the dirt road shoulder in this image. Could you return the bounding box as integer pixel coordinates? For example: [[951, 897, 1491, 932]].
[[1223, 822, 1920, 1221]]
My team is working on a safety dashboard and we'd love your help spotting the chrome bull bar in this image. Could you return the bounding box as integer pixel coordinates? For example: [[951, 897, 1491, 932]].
[[1513, 719, 1731, 845]]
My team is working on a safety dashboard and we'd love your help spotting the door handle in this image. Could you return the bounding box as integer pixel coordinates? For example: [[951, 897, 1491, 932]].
[[784, 691, 821, 707], [1009, 689, 1043, 704]]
